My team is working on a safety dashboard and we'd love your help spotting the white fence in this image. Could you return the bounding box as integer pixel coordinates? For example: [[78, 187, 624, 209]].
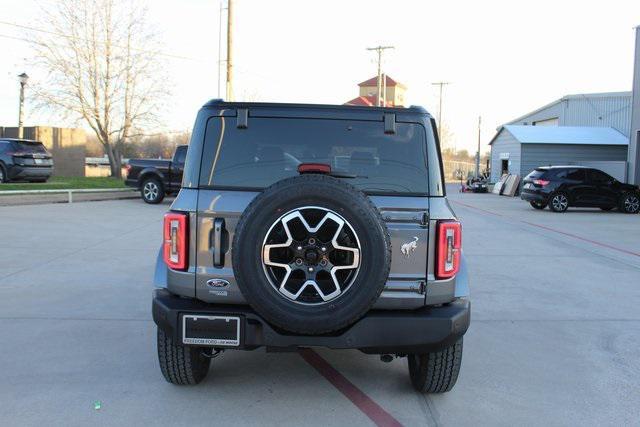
[[0, 188, 135, 203]]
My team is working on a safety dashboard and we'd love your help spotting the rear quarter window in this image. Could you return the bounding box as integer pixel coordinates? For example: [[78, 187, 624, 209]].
[[199, 117, 429, 194]]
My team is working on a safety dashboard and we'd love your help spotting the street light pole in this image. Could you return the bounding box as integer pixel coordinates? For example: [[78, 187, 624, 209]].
[[475, 115, 482, 178], [17, 73, 29, 139]]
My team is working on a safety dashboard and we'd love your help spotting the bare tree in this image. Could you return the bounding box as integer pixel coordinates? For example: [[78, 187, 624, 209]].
[[30, 0, 168, 177]]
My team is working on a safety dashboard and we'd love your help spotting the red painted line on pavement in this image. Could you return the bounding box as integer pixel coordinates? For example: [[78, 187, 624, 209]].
[[299, 349, 403, 427], [521, 220, 640, 258], [452, 200, 640, 258], [451, 200, 503, 217]]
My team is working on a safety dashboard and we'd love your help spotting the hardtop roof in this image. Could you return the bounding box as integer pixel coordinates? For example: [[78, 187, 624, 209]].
[[201, 99, 430, 117]]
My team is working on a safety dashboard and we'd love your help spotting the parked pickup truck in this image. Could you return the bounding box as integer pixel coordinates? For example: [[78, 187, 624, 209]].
[[152, 100, 470, 393], [125, 145, 187, 203]]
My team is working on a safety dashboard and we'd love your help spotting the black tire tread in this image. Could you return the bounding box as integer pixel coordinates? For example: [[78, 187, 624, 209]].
[[530, 201, 546, 210], [409, 338, 463, 393], [0, 163, 7, 183], [157, 329, 210, 385]]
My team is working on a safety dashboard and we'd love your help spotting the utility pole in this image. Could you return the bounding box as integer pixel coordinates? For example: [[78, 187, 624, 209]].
[[17, 73, 29, 139], [217, 0, 226, 98], [226, 0, 234, 101], [382, 72, 387, 106], [366, 45, 394, 106], [475, 116, 482, 178], [431, 81, 450, 140]]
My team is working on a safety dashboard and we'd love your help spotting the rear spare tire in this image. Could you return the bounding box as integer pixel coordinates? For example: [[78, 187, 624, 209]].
[[232, 174, 391, 335]]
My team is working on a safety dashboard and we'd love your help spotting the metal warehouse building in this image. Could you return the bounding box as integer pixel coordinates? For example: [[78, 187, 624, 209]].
[[489, 92, 632, 183]]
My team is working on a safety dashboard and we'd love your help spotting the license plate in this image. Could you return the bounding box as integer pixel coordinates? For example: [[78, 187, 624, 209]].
[[34, 158, 43, 165], [182, 315, 240, 346]]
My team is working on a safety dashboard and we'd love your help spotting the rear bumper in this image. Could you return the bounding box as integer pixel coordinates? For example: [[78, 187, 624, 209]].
[[520, 190, 547, 203], [9, 165, 53, 180], [152, 288, 470, 354]]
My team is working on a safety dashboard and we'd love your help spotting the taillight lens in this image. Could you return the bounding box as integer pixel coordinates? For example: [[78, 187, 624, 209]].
[[533, 179, 550, 186], [163, 212, 188, 270], [436, 220, 461, 279]]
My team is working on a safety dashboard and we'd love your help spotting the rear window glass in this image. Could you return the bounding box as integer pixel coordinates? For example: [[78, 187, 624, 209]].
[[525, 169, 548, 180], [199, 117, 429, 194], [12, 141, 47, 153]]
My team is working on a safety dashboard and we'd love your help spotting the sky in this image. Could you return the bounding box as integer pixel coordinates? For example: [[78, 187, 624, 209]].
[[0, 0, 639, 154]]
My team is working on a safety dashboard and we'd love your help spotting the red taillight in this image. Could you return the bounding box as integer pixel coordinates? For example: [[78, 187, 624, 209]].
[[163, 212, 188, 270], [533, 179, 550, 186], [436, 220, 461, 279], [298, 163, 331, 174]]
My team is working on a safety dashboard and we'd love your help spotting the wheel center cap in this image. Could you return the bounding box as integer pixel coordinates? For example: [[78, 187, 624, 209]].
[[305, 250, 319, 264]]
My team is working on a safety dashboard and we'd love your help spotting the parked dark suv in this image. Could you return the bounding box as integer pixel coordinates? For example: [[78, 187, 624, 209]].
[[0, 139, 54, 183], [521, 166, 640, 213]]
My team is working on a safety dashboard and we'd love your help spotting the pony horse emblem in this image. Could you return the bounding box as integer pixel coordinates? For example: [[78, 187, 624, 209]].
[[401, 236, 419, 258]]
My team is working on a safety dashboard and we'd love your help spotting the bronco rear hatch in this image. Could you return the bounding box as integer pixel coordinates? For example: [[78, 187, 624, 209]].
[[192, 109, 433, 307]]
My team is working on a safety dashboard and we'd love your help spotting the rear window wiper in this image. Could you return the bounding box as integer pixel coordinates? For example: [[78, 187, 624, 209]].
[[328, 171, 365, 179]]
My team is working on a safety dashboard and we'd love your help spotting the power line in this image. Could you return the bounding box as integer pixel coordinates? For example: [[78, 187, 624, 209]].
[[0, 20, 201, 61]]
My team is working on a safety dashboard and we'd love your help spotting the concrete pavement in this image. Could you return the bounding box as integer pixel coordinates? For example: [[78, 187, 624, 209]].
[[0, 191, 638, 426]]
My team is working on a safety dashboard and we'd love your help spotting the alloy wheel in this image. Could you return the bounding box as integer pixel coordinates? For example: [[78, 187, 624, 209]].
[[552, 194, 568, 211], [624, 195, 640, 213], [261, 206, 361, 305], [143, 181, 159, 201]]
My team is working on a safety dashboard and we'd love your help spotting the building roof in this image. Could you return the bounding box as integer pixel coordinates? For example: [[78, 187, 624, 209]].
[[506, 91, 632, 126], [344, 95, 396, 107], [357, 75, 406, 88], [489, 125, 629, 146]]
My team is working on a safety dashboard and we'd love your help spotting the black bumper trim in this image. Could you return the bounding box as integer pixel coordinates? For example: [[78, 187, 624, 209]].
[[520, 190, 547, 203], [152, 289, 470, 354]]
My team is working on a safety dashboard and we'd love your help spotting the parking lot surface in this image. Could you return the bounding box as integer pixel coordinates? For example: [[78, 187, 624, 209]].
[[0, 189, 639, 426]]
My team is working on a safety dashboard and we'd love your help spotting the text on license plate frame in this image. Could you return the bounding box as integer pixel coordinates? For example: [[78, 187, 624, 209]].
[[182, 315, 240, 346]]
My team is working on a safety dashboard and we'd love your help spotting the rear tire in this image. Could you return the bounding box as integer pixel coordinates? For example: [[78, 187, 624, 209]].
[[0, 164, 7, 183], [619, 193, 640, 214], [529, 201, 547, 210], [141, 177, 164, 204], [408, 338, 463, 393], [157, 329, 211, 385], [548, 192, 569, 213]]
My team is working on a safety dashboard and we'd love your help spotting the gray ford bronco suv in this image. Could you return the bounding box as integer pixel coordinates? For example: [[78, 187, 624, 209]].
[[153, 100, 470, 393]]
